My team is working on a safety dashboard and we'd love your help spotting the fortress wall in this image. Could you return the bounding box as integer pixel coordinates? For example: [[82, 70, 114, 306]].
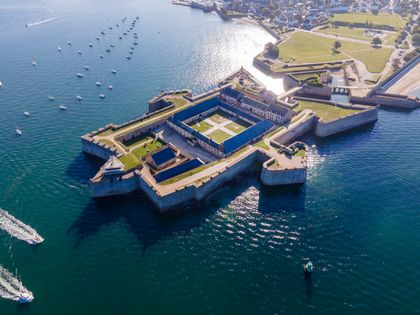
[[315, 106, 378, 137], [273, 114, 317, 145], [115, 118, 167, 144], [261, 165, 306, 186], [81, 137, 118, 160], [351, 95, 419, 110], [91, 173, 140, 198]]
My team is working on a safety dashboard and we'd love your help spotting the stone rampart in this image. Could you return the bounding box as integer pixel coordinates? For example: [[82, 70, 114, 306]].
[[315, 106, 378, 137]]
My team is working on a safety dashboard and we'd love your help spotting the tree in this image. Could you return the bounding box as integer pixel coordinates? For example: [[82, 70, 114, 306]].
[[372, 36, 382, 47], [333, 40, 341, 53]]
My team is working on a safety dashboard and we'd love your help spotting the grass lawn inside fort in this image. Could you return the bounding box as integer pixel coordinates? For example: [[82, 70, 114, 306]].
[[330, 12, 406, 30], [276, 31, 393, 73], [293, 100, 358, 122], [208, 110, 231, 124], [119, 153, 140, 170], [225, 119, 251, 134], [131, 139, 164, 159], [316, 26, 371, 41], [190, 120, 213, 133], [208, 129, 232, 143]]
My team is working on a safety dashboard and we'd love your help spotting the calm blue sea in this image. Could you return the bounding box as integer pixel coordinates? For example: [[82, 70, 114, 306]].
[[0, 0, 419, 314]]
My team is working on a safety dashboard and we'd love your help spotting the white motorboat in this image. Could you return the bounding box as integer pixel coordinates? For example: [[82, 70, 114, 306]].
[[15, 128, 22, 135], [108, 85, 113, 90], [84, 65, 90, 70], [57, 46, 62, 52], [77, 50, 82, 55], [101, 31, 105, 35], [99, 93, 106, 99], [17, 292, 33, 304], [76, 95, 82, 101], [111, 69, 117, 74], [304, 261, 314, 275], [95, 81, 102, 86], [126, 56, 131, 60], [0, 81, 3, 88], [110, 44, 115, 48], [88, 43, 93, 47], [76, 73, 84, 78], [23, 111, 30, 117], [59, 105, 67, 110], [48, 96, 55, 101], [67, 41, 71, 45], [32, 59, 36, 66], [106, 48, 111, 53]]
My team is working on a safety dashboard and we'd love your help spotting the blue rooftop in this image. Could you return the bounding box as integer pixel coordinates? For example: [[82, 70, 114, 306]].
[[150, 147, 176, 167], [153, 158, 204, 183]]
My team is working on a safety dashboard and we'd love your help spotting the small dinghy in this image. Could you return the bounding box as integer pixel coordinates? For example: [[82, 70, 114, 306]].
[[304, 261, 314, 275]]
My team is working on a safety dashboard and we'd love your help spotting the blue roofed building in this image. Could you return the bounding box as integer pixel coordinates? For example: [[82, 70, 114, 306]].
[[146, 146, 178, 170]]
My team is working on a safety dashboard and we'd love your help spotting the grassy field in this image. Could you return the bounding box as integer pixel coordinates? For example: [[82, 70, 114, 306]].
[[167, 97, 188, 108], [277, 31, 393, 73], [208, 110, 231, 124], [293, 101, 358, 122], [122, 133, 153, 148], [224, 120, 251, 134], [131, 139, 164, 159], [119, 154, 140, 170], [190, 120, 213, 133], [331, 13, 405, 30], [317, 26, 370, 41], [98, 139, 116, 148], [208, 129, 232, 143]]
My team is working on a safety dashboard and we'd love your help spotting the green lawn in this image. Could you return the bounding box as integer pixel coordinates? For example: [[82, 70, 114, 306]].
[[99, 139, 116, 148], [254, 140, 270, 150], [293, 101, 358, 122], [161, 164, 209, 185], [224, 119, 251, 134], [208, 110, 231, 124], [331, 13, 405, 30], [190, 120, 213, 133], [317, 26, 370, 41], [167, 97, 188, 108], [122, 133, 153, 148], [208, 129, 232, 143], [131, 139, 165, 159], [119, 154, 140, 170], [278, 31, 393, 73]]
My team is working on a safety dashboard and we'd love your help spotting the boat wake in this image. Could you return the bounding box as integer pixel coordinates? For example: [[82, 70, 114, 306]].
[[25, 17, 58, 28], [0, 209, 44, 245], [0, 266, 33, 303]]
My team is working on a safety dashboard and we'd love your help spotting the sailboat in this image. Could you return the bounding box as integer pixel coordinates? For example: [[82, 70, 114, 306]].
[[15, 125, 22, 135]]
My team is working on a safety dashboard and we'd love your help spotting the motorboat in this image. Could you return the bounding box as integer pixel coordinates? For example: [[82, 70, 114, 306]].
[[59, 105, 67, 110], [126, 56, 131, 60], [134, 35, 138, 39], [76, 73, 84, 78], [99, 93, 106, 99], [129, 51, 133, 55], [101, 31, 105, 35], [130, 46, 134, 50], [136, 16, 139, 20], [29, 234, 44, 245], [32, 59, 36, 66], [0, 81, 3, 88], [84, 65, 90, 70], [99, 55, 104, 59], [116, 24, 119, 27], [95, 81, 102, 86], [123, 32, 127, 36], [48, 96, 55, 101], [110, 44, 115, 48], [108, 85, 113, 90], [77, 50, 82, 55], [67, 41, 71, 45], [106, 48, 111, 53], [133, 42, 138, 45], [17, 292, 33, 304], [111, 69, 117, 74], [76, 95, 82, 101], [304, 261, 314, 275], [88, 43, 93, 47], [96, 37, 100, 40], [23, 111, 30, 117], [15, 128, 22, 135], [109, 26, 113, 30], [119, 36, 123, 40], [57, 46, 62, 52]]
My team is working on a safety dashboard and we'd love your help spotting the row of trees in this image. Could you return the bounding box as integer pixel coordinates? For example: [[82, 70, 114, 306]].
[[332, 36, 382, 53]]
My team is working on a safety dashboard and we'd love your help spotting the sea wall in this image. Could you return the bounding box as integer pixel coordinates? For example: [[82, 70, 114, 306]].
[[261, 164, 306, 186], [273, 112, 317, 145], [351, 95, 419, 110], [315, 106, 378, 137], [91, 172, 141, 198], [81, 136, 118, 160]]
